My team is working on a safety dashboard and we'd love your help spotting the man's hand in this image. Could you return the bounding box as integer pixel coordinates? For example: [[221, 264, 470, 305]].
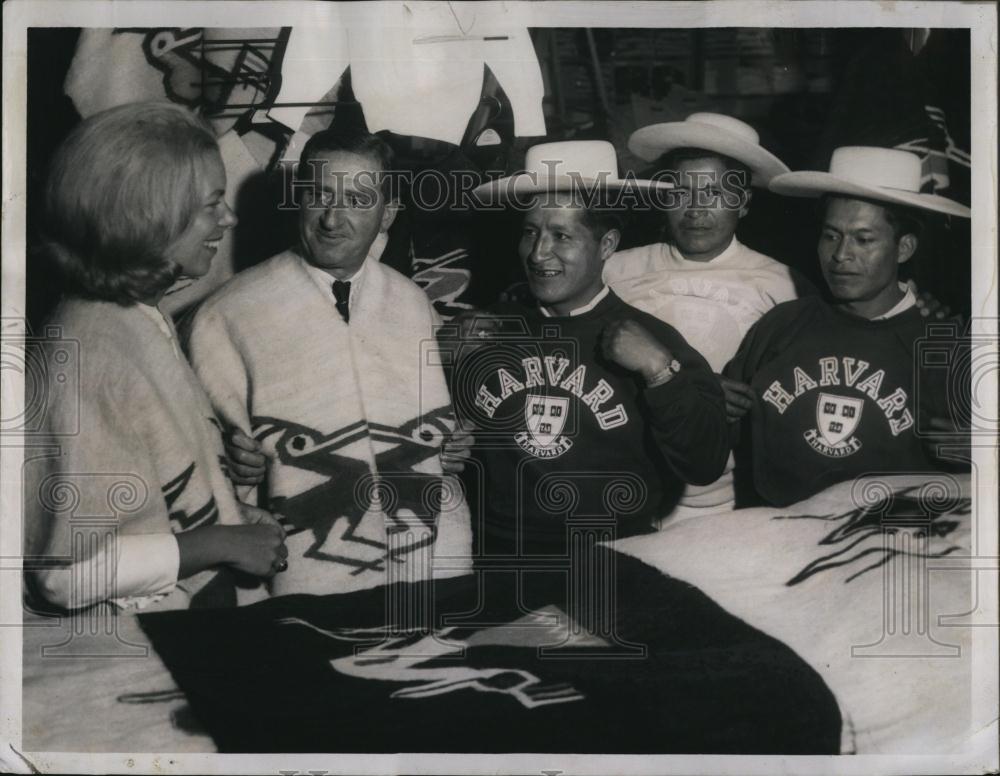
[[439, 309, 505, 366], [719, 376, 755, 422], [455, 309, 504, 342], [225, 429, 268, 485], [441, 419, 475, 474], [601, 319, 673, 383]]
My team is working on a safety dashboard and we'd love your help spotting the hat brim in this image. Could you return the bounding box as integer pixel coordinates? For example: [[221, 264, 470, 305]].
[[627, 122, 790, 186], [471, 173, 673, 203], [768, 171, 971, 218]]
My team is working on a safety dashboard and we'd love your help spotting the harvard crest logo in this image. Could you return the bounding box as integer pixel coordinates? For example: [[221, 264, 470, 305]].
[[804, 392, 863, 457], [514, 394, 573, 459]]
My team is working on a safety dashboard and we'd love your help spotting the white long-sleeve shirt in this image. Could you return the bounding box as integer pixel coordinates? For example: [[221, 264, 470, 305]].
[[604, 238, 809, 372], [603, 238, 810, 518]]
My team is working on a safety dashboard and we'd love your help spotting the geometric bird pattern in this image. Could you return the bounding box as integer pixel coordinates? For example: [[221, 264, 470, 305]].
[[251, 405, 457, 574]]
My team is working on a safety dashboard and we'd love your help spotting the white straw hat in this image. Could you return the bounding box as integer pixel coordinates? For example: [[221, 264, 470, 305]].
[[472, 140, 672, 202], [627, 112, 790, 186], [769, 146, 970, 218]]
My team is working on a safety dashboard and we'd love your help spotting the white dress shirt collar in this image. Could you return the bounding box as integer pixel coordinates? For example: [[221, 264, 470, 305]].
[[667, 236, 741, 266], [872, 282, 918, 320], [302, 254, 372, 312], [539, 285, 610, 318]]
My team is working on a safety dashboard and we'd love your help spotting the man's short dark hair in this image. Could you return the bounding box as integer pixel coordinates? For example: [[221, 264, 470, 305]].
[[579, 205, 624, 241], [820, 194, 924, 242], [528, 191, 623, 241], [297, 126, 396, 195], [880, 202, 924, 241]]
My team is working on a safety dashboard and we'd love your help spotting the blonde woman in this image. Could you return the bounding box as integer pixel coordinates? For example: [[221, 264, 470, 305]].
[[26, 101, 287, 612]]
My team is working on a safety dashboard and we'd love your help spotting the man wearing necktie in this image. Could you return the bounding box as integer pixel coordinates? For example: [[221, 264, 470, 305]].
[[187, 127, 474, 595], [291, 131, 396, 323], [331, 279, 351, 323]]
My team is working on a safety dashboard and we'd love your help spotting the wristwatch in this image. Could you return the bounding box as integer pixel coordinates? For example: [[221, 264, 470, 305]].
[[647, 358, 682, 387]]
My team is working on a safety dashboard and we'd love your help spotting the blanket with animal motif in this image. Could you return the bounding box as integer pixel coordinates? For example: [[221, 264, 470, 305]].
[[187, 250, 472, 596], [616, 472, 977, 754], [138, 550, 841, 753], [29, 475, 978, 755]]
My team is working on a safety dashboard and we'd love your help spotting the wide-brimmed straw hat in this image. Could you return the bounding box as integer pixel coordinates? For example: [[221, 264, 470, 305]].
[[627, 112, 790, 186], [472, 140, 672, 202], [769, 146, 971, 218]]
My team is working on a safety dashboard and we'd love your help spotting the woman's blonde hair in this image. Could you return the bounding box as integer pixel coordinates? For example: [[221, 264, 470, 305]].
[[42, 101, 220, 305]]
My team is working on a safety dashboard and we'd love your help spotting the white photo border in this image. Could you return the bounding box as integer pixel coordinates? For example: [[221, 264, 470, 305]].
[[2, 2, 996, 774]]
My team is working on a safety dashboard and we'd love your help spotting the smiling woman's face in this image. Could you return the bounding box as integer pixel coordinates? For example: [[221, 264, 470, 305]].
[[163, 150, 237, 278], [665, 156, 747, 262]]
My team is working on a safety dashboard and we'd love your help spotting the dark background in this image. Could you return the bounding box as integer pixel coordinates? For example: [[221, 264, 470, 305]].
[[25, 27, 972, 328]]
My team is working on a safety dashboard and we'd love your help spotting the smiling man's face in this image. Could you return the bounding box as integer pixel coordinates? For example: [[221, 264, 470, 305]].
[[298, 149, 394, 279], [519, 192, 618, 316], [665, 155, 748, 262]]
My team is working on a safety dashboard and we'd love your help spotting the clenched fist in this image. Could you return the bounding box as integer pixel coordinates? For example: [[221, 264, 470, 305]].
[[601, 319, 674, 383]]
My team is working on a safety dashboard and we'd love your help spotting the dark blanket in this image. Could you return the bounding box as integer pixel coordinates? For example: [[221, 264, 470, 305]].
[[138, 549, 841, 753]]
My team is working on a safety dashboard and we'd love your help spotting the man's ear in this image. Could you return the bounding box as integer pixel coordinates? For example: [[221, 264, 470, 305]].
[[897, 233, 918, 264], [381, 199, 399, 232], [738, 188, 753, 220], [599, 228, 621, 261]]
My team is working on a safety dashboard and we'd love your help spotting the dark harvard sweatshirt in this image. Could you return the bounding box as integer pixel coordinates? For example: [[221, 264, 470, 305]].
[[455, 290, 729, 551]]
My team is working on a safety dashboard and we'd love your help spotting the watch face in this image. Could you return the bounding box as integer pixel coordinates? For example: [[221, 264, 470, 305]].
[[648, 359, 682, 387]]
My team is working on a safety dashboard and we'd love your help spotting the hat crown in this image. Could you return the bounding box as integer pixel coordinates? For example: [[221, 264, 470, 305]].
[[522, 140, 620, 182], [685, 112, 760, 146], [626, 111, 788, 184], [828, 147, 922, 193], [767, 145, 969, 218]]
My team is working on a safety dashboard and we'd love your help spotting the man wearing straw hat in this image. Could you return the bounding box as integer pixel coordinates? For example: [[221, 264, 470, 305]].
[[456, 140, 729, 556], [723, 146, 971, 507], [605, 113, 805, 370], [602, 112, 808, 520]]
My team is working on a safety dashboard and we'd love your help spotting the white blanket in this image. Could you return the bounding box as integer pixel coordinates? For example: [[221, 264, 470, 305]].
[[615, 472, 976, 754]]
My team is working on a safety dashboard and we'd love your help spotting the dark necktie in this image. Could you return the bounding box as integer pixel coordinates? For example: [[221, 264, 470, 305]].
[[332, 280, 351, 323]]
